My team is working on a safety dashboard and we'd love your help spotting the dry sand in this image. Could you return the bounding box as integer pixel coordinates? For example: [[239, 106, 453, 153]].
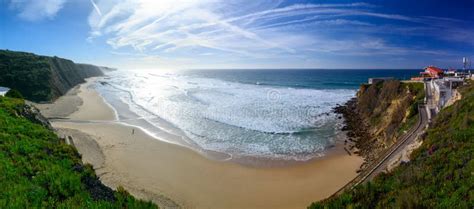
[[33, 86, 83, 118], [34, 78, 116, 121], [43, 79, 364, 209], [67, 78, 117, 121]]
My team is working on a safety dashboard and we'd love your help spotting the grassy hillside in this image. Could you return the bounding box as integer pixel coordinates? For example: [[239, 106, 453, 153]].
[[309, 81, 474, 209], [0, 96, 158, 208], [0, 50, 103, 102]]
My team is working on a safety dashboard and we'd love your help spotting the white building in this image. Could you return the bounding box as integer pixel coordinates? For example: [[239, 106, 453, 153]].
[[432, 78, 464, 110], [0, 87, 9, 96]]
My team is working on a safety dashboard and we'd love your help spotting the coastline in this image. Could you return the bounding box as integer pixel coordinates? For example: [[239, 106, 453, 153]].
[[38, 78, 363, 209]]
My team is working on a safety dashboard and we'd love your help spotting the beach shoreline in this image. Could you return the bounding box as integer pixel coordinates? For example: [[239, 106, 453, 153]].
[[37, 78, 364, 209]]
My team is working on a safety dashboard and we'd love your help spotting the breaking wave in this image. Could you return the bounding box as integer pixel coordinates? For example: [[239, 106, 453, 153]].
[[96, 70, 356, 161]]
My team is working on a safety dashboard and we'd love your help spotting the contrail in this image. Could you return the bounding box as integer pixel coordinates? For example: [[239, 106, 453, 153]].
[[90, 0, 102, 16]]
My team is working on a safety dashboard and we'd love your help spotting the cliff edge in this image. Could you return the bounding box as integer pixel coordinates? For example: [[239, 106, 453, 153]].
[[311, 80, 473, 209], [0, 96, 158, 208], [0, 50, 106, 102], [335, 80, 425, 166]]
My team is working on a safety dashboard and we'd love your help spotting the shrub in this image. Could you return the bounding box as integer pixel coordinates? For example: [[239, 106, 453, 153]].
[[5, 89, 23, 99]]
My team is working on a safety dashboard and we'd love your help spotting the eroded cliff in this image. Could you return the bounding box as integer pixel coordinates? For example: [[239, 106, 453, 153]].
[[311, 80, 473, 209], [336, 80, 425, 165], [0, 50, 105, 102]]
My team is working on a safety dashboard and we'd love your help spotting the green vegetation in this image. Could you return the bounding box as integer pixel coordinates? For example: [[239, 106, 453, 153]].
[[5, 89, 24, 99], [0, 96, 158, 208], [403, 82, 425, 118], [309, 81, 474, 209], [0, 50, 103, 102], [399, 82, 425, 134], [0, 50, 52, 101]]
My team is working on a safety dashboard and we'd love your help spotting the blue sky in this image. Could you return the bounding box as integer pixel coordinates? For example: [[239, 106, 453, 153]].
[[1, 0, 473, 70]]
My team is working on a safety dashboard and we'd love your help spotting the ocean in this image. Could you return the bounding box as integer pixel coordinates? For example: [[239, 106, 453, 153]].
[[95, 69, 420, 162]]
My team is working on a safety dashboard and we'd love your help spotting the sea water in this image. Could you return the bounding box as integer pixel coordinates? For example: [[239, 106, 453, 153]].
[[95, 69, 419, 162]]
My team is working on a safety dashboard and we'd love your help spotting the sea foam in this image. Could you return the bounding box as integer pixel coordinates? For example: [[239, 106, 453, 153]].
[[96, 70, 356, 161]]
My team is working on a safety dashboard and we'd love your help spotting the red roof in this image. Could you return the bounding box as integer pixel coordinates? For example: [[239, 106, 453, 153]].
[[425, 66, 443, 74]]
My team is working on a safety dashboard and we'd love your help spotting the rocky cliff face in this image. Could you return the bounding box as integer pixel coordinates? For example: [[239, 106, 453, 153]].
[[335, 80, 425, 166], [47, 57, 104, 98], [18, 103, 53, 130], [0, 50, 104, 102], [357, 81, 423, 144]]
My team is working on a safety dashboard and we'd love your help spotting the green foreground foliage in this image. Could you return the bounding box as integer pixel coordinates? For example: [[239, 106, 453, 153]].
[[5, 89, 24, 99], [309, 81, 474, 209], [0, 50, 52, 101], [0, 96, 158, 208]]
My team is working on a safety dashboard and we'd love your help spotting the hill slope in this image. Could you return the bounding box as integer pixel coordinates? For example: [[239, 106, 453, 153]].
[[310, 81, 474, 209], [0, 50, 105, 102], [0, 96, 159, 208], [336, 80, 424, 167]]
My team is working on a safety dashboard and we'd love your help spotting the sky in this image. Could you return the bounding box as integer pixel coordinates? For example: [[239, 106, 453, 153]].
[[1, 0, 474, 70]]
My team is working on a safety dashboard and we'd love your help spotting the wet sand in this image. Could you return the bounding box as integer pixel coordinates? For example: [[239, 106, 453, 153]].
[[40, 79, 364, 209]]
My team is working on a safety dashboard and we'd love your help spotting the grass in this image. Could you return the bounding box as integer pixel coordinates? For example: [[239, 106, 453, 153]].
[[398, 82, 425, 134], [403, 82, 425, 118], [0, 96, 159, 208], [309, 81, 474, 209]]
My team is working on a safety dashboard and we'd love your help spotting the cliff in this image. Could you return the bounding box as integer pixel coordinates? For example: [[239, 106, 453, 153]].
[[335, 80, 425, 165], [0, 50, 105, 102], [310, 81, 473, 209], [0, 96, 158, 208], [358, 80, 424, 145]]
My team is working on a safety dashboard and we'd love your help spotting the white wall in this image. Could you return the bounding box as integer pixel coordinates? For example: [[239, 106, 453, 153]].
[[0, 87, 9, 96]]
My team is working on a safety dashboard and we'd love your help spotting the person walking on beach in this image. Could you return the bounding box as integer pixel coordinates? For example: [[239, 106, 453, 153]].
[[132, 128, 135, 135]]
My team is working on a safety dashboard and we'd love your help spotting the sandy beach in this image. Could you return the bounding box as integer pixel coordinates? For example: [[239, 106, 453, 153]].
[[39, 79, 363, 209]]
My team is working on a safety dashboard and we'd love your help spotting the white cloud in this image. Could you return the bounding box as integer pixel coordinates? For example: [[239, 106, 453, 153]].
[[9, 0, 67, 21], [88, 1, 377, 56], [87, 0, 469, 68]]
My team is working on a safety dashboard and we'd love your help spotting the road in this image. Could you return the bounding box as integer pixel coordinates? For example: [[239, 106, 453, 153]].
[[330, 81, 431, 197]]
